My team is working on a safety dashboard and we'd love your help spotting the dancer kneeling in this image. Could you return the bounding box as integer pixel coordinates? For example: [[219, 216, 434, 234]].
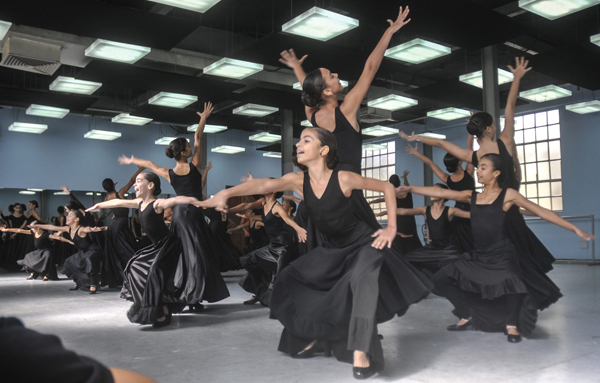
[[87, 172, 203, 327], [201, 127, 432, 379]]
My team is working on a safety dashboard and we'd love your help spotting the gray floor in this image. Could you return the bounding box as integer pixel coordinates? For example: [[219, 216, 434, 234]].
[[1, 264, 599, 383]]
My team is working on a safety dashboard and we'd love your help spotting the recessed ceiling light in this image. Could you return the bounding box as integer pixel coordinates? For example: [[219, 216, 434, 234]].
[[54, 192, 69, 195], [416, 132, 447, 140], [249, 132, 281, 143], [211, 145, 246, 154], [565, 100, 600, 114], [362, 126, 399, 137], [84, 129, 122, 141], [293, 80, 348, 90], [19, 191, 36, 195], [26, 104, 70, 119], [591, 33, 600, 47], [148, 92, 198, 108], [263, 151, 282, 158], [49, 76, 102, 95], [0, 21, 12, 40], [86, 192, 103, 196], [459, 69, 514, 88], [8, 122, 48, 134], [518, 0, 600, 20], [148, 0, 221, 13], [519, 85, 572, 102], [385, 38, 451, 64], [112, 113, 153, 126], [427, 107, 472, 121], [203, 58, 263, 79], [367, 94, 418, 111], [188, 124, 227, 133], [301, 120, 312, 127], [155, 137, 189, 146], [233, 103, 279, 117], [282, 6, 359, 42], [85, 39, 151, 64], [362, 143, 387, 151]]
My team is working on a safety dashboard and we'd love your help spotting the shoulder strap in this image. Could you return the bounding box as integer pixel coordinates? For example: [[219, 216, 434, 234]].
[[470, 190, 478, 205], [472, 150, 479, 167], [310, 110, 318, 127]]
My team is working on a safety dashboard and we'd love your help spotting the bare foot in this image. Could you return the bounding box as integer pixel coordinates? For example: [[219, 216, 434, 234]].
[[303, 340, 318, 351], [354, 351, 370, 368]]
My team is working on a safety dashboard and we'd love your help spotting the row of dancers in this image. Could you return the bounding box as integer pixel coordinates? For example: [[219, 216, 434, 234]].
[[3, 6, 595, 381]]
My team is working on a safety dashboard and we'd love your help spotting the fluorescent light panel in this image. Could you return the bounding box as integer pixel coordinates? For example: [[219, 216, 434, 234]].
[[155, 137, 189, 146], [0, 21, 12, 40], [27, 188, 44, 192], [8, 122, 48, 134], [362, 143, 387, 151], [203, 58, 263, 79], [263, 151, 282, 159], [293, 79, 348, 90], [519, 0, 600, 20], [591, 33, 600, 47], [282, 6, 359, 42], [233, 103, 279, 117], [86, 192, 103, 196], [19, 191, 36, 195], [54, 192, 69, 195], [85, 39, 151, 64], [49, 76, 102, 95], [249, 132, 281, 143], [148, 92, 197, 108], [427, 107, 472, 121], [301, 120, 312, 127], [519, 85, 572, 102], [459, 69, 514, 88], [416, 132, 447, 140], [26, 104, 69, 119], [187, 124, 227, 133], [112, 113, 152, 126], [84, 129, 122, 141], [148, 0, 221, 13], [385, 38, 451, 64], [362, 126, 399, 137], [211, 145, 246, 154], [565, 100, 600, 114], [367, 94, 418, 111]]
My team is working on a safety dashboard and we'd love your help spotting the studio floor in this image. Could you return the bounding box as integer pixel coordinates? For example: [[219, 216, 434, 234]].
[[1, 264, 599, 383]]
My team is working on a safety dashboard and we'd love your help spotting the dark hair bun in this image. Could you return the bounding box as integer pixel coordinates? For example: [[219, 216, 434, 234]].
[[153, 185, 162, 196], [301, 92, 323, 108], [326, 154, 339, 170], [165, 148, 175, 159]]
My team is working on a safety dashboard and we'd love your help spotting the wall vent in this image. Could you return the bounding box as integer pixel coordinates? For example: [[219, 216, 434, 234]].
[[1, 36, 61, 75]]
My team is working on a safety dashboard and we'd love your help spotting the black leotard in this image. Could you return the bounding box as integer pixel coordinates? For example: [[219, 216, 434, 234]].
[[139, 201, 171, 244], [470, 189, 508, 248]]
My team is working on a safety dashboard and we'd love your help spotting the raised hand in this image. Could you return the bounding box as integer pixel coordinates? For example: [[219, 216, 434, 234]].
[[575, 228, 595, 241], [118, 155, 135, 165], [371, 227, 395, 249], [205, 161, 213, 172], [240, 171, 254, 183], [279, 49, 307, 69], [86, 204, 101, 213], [296, 227, 308, 243], [507, 57, 532, 80], [402, 169, 410, 178], [405, 143, 419, 156], [387, 6, 411, 33], [398, 131, 418, 142], [60, 184, 70, 194], [197, 102, 214, 121]]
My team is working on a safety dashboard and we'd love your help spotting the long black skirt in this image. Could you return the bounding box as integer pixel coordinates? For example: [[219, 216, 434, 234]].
[[404, 239, 463, 279], [271, 221, 432, 370], [208, 219, 242, 272], [17, 249, 58, 280], [3, 233, 29, 271], [60, 246, 102, 288], [53, 239, 75, 266], [101, 216, 137, 287]]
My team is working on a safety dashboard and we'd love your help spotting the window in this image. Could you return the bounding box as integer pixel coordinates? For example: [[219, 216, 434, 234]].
[[361, 140, 396, 221]]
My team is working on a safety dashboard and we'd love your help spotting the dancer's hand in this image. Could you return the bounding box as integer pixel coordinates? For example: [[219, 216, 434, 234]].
[[405, 143, 419, 156], [60, 184, 70, 194], [575, 228, 594, 241], [205, 193, 229, 212], [279, 49, 307, 69], [403, 169, 410, 178], [397, 232, 413, 238], [296, 227, 308, 243], [387, 6, 411, 34], [395, 186, 411, 194], [240, 171, 254, 183], [398, 131, 418, 142], [371, 227, 396, 249], [197, 102, 214, 121], [205, 161, 213, 172], [86, 204, 102, 213], [118, 155, 135, 165], [507, 57, 531, 80]]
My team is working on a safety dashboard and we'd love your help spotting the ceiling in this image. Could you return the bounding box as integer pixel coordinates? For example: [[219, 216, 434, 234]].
[[1, 0, 599, 139]]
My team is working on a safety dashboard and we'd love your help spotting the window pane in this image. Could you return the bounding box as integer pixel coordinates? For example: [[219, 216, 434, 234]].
[[539, 197, 551, 210], [524, 129, 536, 143], [366, 157, 372, 168], [525, 144, 536, 163], [516, 145, 524, 163], [519, 184, 526, 196], [388, 141, 395, 152], [362, 150, 366, 157], [361, 158, 365, 168], [536, 142, 548, 161], [514, 130, 524, 145], [550, 160, 561, 179], [373, 168, 380, 180], [388, 153, 396, 165], [381, 154, 387, 166], [373, 156, 380, 167], [536, 112, 547, 126], [520, 164, 525, 181], [380, 147, 387, 155], [548, 124, 560, 139], [552, 197, 563, 211], [527, 183, 538, 198], [388, 166, 395, 177], [549, 141, 561, 160], [514, 116, 524, 130], [526, 163, 537, 182], [524, 114, 535, 128], [362, 170, 366, 177], [366, 169, 372, 178], [529, 197, 539, 205], [366, 190, 372, 197], [551, 181, 562, 196], [380, 167, 388, 181], [538, 182, 550, 197], [547, 109, 560, 124], [365, 150, 372, 156], [537, 162, 550, 181], [536, 126, 548, 141]]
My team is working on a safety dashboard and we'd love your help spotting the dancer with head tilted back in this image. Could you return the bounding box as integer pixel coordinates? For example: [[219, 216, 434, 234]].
[[199, 127, 431, 380], [395, 153, 593, 342]]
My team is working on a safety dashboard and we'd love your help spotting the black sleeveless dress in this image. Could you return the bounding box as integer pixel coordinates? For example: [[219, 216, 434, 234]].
[[446, 171, 476, 252], [205, 207, 242, 272], [404, 206, 462, 278], [243, 219, 269, 254], [17, 231, 58, 280], [3, 215, 28, 271], [61, 228, 103, 288], [23, 214, 37, 255], [169, 163, 229, 304], [121, 201, 183, 324], [101, 194, 138, 288], [272, 170, 432, 370], [393, 193, 423, 253], [53, 216, 75, 266]]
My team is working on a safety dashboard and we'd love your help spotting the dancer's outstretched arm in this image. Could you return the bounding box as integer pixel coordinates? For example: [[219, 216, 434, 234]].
[[405, 143, 450, 183], [396, 185, 472, 204], [118, 155, 170, 182], [272, 202, 307, 242], [27, 223, 69, 233], [466, 134, 475, 176], [501, 57, 531, 156], [49, 234, 74, 245], [202, 161, 212, 191], [399, 131, 473, 163], [87, 199, 141, 212], [118, 166, 145, 198], [154, 196, 203, 211], [0, 226, 32, 234], [192, 102, 214, 169], [448, 207, 471, 220], [279, 49, 308, 85], [282, 194, 302, 203]]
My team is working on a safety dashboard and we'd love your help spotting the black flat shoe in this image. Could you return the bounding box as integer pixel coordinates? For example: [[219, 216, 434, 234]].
[[243, 296, 259, 305], [447, 320, 473, 331], [152, 312, 172, 328], [353, 365, 377, 380], [69, 285, 80, 291], [27, 272, 39, 280], [292, 341, 331, 359], [89, 286, 98, 295], [507, 334, 522, 343], [189, 303, 204, 312]]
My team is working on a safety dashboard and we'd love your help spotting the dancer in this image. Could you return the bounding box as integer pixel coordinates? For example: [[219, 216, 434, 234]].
[[204, 206, 242, 272], [200, 127, 431, 379], [118, 102, 229, 309], [31, 211, 105, 293], [100, 166, 145, 288], [396, 154, 593, 342], [88, 172, 204, 327], [230, 209, 269, 255], [3, 203, 28, 271]]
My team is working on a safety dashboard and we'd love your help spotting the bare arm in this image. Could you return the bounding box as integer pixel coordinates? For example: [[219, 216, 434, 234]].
[[448, 207, 471, 220], [405, 143, 449, 183], [49, 234, 74, 245], [279, 49, 308, 85], [396, 185, 472, 204], [228, 199, 265, 214], [202, 161, 212, 190], [29, 223, 69, 233], [399, 131, 474, 163], [376, 206, 425, 217], [118, 166, 145, 197], [465, 134, 475, 176], [87, 199, 141, 212], [272, 203, 307, 242], [118, 155, 170, 182], [500, 57, 531, 151], [154, 196, 203, 211], [282, 194, 302, 203], [0, 227, 32, 234], [192, 102, 214, 168]]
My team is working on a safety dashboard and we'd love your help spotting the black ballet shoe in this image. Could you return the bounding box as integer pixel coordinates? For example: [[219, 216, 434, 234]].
[[27, 272, 39, 280], [292, 341, 331, 359], [152, 312, 172, 328], [69, 285, 80, 291], [243, 296, 259, 305], [89, 286, 98, 295], [353, 365, 377, 380], [43, 276, 49, 281], [507, 333, 522, 343], [189, 303, 204, 312], [447, 320, 473, 331]]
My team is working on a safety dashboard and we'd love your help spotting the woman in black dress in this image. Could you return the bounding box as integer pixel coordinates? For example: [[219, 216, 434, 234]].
[[88, 172, 204, 327], [204, 208, 242, 272], [201, 127, 431, 379], [397, 154, 593, 342], [100, 166, 145, 288], [230, 209, 269, 255], [3, 203, 28, 271], [52, 206, 74, 266]]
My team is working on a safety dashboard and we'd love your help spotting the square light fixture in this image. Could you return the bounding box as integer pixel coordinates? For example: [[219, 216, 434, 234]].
[[85, 39, 151, 64], [187, 124, 227, 133], [8, 122, 48, 134], [459, 69, 514, 88], [362, 143, 387, 151], [84, 129, 122, 141], [155, 137, 189, 146], [301, 120, 312, 127], [233, 103, 279, 117], [19, 191, 36, 195], [27, 188, 44, 192], [49, 76, 102, 95], [148, 92, 198, 108], [591, 33, 600, 47], [519, 0, 600, 20], [282, 7, 359, 42], [86, 192, 103, 196], [367, 94, 418, 111], [519, 85, 572, 102], [249, 132, 281, 143], [416, 132, 447, 140], [26, 104, 70, 119], [263, 151, 282, 159], [112, 113, 152, 126], [211, 145, 246, 154], [362, 126, 399, 137], [293, 80, 348, 90], [54, 192, 69, 196], [427, 107, 472, 121], [203, 58, 263, 80], [0, 20, 12, 40], [385, 38, 451, 64], [565, 100, 600, 114], [148, 0, 221, 13]]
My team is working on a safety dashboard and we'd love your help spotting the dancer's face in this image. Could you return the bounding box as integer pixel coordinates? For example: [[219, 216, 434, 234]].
[[66, 211, 78, 226], [319, 68, 343, 96], [476, 157, 501, 185], [134, 175, 152, 198], [28, 202, 34, 210], [14, 205, 23, 214], [296, 129, 325, 166]]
